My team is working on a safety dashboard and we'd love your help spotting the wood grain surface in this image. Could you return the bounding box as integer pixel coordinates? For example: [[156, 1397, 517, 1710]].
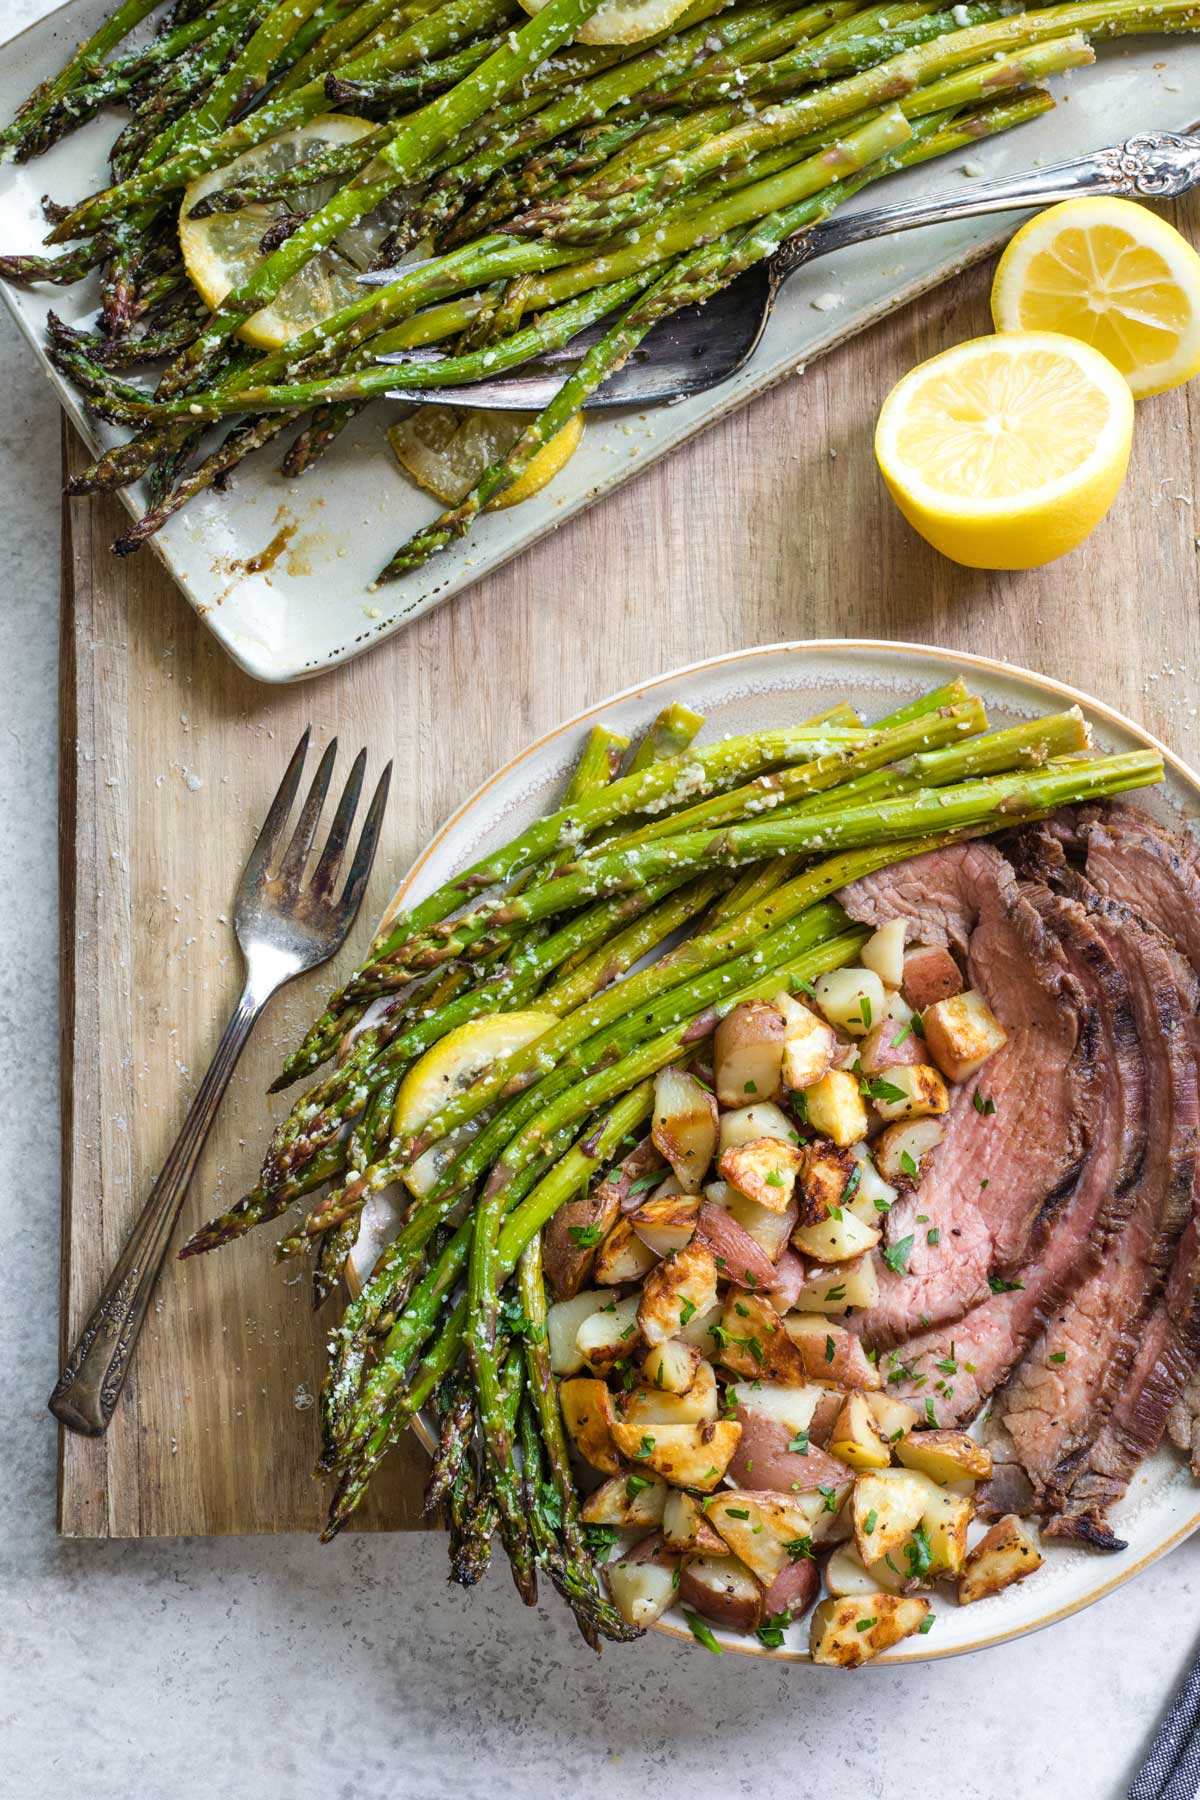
[[58, 193, 1200, 1538]]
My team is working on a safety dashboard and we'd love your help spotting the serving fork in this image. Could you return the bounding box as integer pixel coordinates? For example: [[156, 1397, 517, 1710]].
[[49, 730, 392, 1437], [365, 127, 1200, 410]]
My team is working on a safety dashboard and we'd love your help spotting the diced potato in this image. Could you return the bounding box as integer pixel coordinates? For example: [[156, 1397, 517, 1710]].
[[762, 1555, 821, 1627], [695, 1202, 779, 1289], [852, 1468, 932, 1563], [784, 1480, 855, 1545], [875, 1117, 945, 1184], [845, 1144, 898, 1225], [829, 1391, 892, 1473], [860, 1018, 922, 1078], [775, 991, 837, 1092], [662, 1488, 727, 1554], [869, 1063, 950, 1123], [796, 1140, 858, 1224], [923, 989, 1009, 1084], [653, 1066, 719, 1193], [581, 1471, 669, 1527], [648, 1172, 683, 1202], [790, 1254, 880, 1316], [676, 1296, 723, 1357], [902, 943, 963, 1011], [629, 1191, 700, 1258], [719, 1137, 802, 1214], [782, 1315, 882, 1390], [896, 1429, 993, 1485], [718, 1290, 809, 1383], [791, 1206, 881, 1266], [725, 1380, 833, 1438], [576, 1292, 643, 1372], [810, 1593, 931, 1666], [812, 967, 887, 1037], [865, 1391, 920, 1445], [824, 1543, 905, 1598], [803, 1070, 869, 1147], [593, 1217, 659, 1285], [718, 1101, 798, 1155], [606, 1555, 678, 1628], [560, 1378, 622, 1472], [638, 1240, 719, 1347], [620, 1359, 717, 1428], [958, 1514, 1044, 1605], [916, 1482, 974, 1578], [861, 917, 908, 990], [705, 1490, 820, 1586], [547, 1289, 607, 1376], [642, 1338, 702, 1395], [714, 1000, 785, 1106], [610, 1418, 741, 1491], [707, 1179, 795, 1261], [543, 1182, 622, 1301], [677, 1554, 763, 1633]]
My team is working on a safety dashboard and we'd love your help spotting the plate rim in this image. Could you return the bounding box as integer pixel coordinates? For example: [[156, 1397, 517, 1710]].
[[346, 637, 1200, 1664]]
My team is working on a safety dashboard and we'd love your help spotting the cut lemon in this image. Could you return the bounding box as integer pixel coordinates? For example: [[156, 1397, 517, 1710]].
[[518, 0, 693, 44], [393, 1009, 558, 1140], [180, 114, 390, 350], [991, 197, 1200, 400], [874, 331, 1134, 569], [387, 406, 583, 509]]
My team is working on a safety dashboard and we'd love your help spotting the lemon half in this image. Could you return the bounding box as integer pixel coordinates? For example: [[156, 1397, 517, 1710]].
[[388, 406, 584, 509], [991, 197, 1200, 400], [874, 331, 1134, 569], [179, 114, 386, 350]]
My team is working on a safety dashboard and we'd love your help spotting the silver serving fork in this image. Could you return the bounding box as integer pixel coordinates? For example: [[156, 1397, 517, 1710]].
[[364, 128, 1200, 410], [49, 730, 392, 1437]]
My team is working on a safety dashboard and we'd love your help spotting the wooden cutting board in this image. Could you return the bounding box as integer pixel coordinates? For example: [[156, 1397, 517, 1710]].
[[58, 205, 1200, 1537]]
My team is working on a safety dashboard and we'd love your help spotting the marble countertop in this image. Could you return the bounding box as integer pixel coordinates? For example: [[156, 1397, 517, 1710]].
[[3, 3, 1199, 1793]]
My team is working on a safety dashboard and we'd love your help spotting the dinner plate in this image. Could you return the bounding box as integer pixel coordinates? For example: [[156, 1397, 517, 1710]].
[[1, 2, 1198, 681], [345, 639, 1200, 1663]]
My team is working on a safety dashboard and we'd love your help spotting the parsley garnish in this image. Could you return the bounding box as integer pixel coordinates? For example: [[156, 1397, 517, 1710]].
[[625, 1473, 653, 1499], [567, 1222, 604, 1247], [787, 1430, 810, 1455], [784, 1536, 814, 1562], [863, 1508, 878, 1536], [988, 1275, 1023, 1294], [899, 1149, 919, 1180], [744, 1079, 758, 1095], [679, 1298, 697, 1325], [817, 1484, 838, 1513], [926, 1228, 940, 1246], [1049, 1351, 1067, 1364], [855, 1617, 877, 1633], [882, 1235, 915, 1276], [973, 1088, 996, 1116], [824, 1334, 836, 1364], [725, 1506, 750, 1520], [755, 1608, 793, 1649], [862, 1076, 906, 1104], [891, 1020, 913, 1049], [904, 1524, 932, 1580], [684, 1612, 723, 1654], [918, 1614, 935, 1634], [635, 1434, 656, 1458], [583, 1524, 619, 1556], [858, 995, 873, 1030]]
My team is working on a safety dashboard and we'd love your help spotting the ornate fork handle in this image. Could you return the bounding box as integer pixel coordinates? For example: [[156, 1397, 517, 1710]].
[[49, 978, 267, 1435], [773, 131, 1200, 284]]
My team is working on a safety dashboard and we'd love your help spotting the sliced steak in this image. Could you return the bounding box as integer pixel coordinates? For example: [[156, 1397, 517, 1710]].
[[1082, 802, 1200, 978], [839, 842, 1094, 1346], [991, 891, 1197, 1543], [882, 887, 1142, 1428]]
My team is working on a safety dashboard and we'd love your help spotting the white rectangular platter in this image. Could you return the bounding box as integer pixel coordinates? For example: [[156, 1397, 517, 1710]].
[[2, 0, 1198, 682]]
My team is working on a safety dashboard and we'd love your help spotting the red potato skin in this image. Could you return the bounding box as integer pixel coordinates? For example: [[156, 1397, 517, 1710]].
[[762, 1555, 821, 1622], [859, 1020, 924, 1076], [543, 1185, 621, 1300], [766, 1248, 808, 1310], [901, 944, 963, 1011], [695, 1204, 779, 1289], [622, 1530, 675, 1568], [792, 1326, 881, 1390], [677, 1560, 764, 1633], [728, 1402, 845, 1492]]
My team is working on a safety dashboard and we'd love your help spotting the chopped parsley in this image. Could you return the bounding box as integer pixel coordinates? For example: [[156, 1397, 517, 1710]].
[[899, 1149, 919, 1180], [725, 1506, 750, 1520], [891, 1020, 913, 1049], [858, 995, 873, 1031], [862, 1076, 907, 1104], [583, 1524, 619, 1556], [755, 1608, 793, 1649], [684, 1611, 723, 1654], [634, 1434, 656, 1459], [744, 1079, 758, 1095], [625, 1473, 653, 1500], [784, 1536, 814, 1561], [926, 1228, 941, 1247], [973, 1088, 996, 1116], [882, 1234, 915, 1276], [679, 1298, 697, 1325], [988, 1275, 1024, 1294], [863, 1508, 878, 1536], [787, 1430, 810, 1455], [567, 1222, 605, 1248], [918, 1614, 935, 1635], [824, 1334, 836, 1364], [855, 1617, 877, 1633], [1049, 1351, 1067, 1364], [904, 1525, 933, 1580]]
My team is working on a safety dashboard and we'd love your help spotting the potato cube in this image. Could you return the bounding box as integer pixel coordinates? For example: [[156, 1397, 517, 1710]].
[[707, 1179, 796, 1261], [791, 1207, 881, 1266], [678, 1554, 763, 1634], [606, 1556, 678, 1628], [610, 1418, 741, 1491], [896, 1429, 993, 1485], [810, 1593, 931, 1666], [869, 1063, 950, 1123], [796, 1140, 858, 1225], [576, 1291, 642, 1372], [790, 1254, 880, 1316], [861, 917, 908, 990], [958, 1514, 1044, 1604], [705, 1491, 820, 1586], [845, 1145, 898, 1225], [852, 1468, 931, 1563], [812, 967, 887, 1037], [714, 1000, 785, 1106], [719, 1136, 802, 1214], [718, 1290, 808, 1383], [547, 1289, 607, 1376], [653, 1065, 719, 1192], [676, 1297, 724, 1357], [718, 1101, 798, 1155], [580, 1471, 669, 1528], [781, 1315, 882, 1390], [802, 1070, 869, 1146], [775, 991, 837, 1092], [638, 1240, 719, 1347], [824, 1543, 905, 1598], [560, 1378, 622, 1473], [829, 1392, 892, 1473], [642, 1338, 702, 1395], [620, 1359, 717, 1428], [662, 1488, 727, 1554], [902, 943, 963, 1011], [874, 1118, 945, 1184], [917, 1484, 973, 1579], [864, 1391, 920, 1445], [593, 1217, 658, 1285], [923, 989, 1009, 1084], [629, 1191, 700, 1258]]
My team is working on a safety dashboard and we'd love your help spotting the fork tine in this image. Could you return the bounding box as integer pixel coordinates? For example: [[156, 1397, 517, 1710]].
[[335, 760, 392, 928], [239, 726, 311, 896], [311, 746, 367, 896], [277, 736, 339, 895]]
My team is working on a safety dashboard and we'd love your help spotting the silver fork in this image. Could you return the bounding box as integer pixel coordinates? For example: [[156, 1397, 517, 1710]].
[[49, 729, 392, 1437]]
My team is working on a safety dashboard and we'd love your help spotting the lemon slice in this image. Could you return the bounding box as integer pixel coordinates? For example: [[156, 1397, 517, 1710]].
[[387, 407, 583, 508], [180, 114, 388, 350], [395, 1005, 556, 1132], [518, 0, 692, 45], [874, 331, 1134, 569], [991, 197, 1200, 401]]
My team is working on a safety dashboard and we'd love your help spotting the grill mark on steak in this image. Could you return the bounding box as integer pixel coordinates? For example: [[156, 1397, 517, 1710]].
[[838, 841, 1093, 1347], [880, 888, 1140, 1428]]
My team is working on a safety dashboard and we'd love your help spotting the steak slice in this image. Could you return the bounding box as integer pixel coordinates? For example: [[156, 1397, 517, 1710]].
[[1082, 802, 1200, 978], [839, 842, 1094, 1347], [991, 890, 1198, 1546], [882, 887, 1142, 1427]]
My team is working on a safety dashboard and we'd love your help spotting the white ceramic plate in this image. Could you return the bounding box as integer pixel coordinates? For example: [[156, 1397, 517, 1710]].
[[2, 4, 1199, 682], [349, 639, 1200, 1663]]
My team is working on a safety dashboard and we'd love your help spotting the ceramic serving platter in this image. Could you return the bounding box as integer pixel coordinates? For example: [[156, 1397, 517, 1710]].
[[348, 640, 1200, 1663], [2, 3, 1200, 683]]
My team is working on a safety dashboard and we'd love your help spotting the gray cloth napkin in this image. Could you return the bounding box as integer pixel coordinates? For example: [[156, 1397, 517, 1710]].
[[1130, 1652, 1200, 1800]]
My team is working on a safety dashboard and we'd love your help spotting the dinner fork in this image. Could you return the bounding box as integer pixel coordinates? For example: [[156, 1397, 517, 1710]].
[[366, 127, 1200, 410], [49, 729, 392, 1437]]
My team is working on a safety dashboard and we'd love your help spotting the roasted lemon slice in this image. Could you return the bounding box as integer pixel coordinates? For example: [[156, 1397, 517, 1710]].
[[387, 406, 583, 508], [991, 197, 1200, 401], [874, 331, 1134, 569], [517, 0, 693, 45], [179, 114, 387, 350]]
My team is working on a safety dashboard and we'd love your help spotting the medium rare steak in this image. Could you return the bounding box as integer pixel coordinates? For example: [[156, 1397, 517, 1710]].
[[839, 841, 1095, 1346], [1083, 803, 1200, 979], [883, 888, 1142, 1429]]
